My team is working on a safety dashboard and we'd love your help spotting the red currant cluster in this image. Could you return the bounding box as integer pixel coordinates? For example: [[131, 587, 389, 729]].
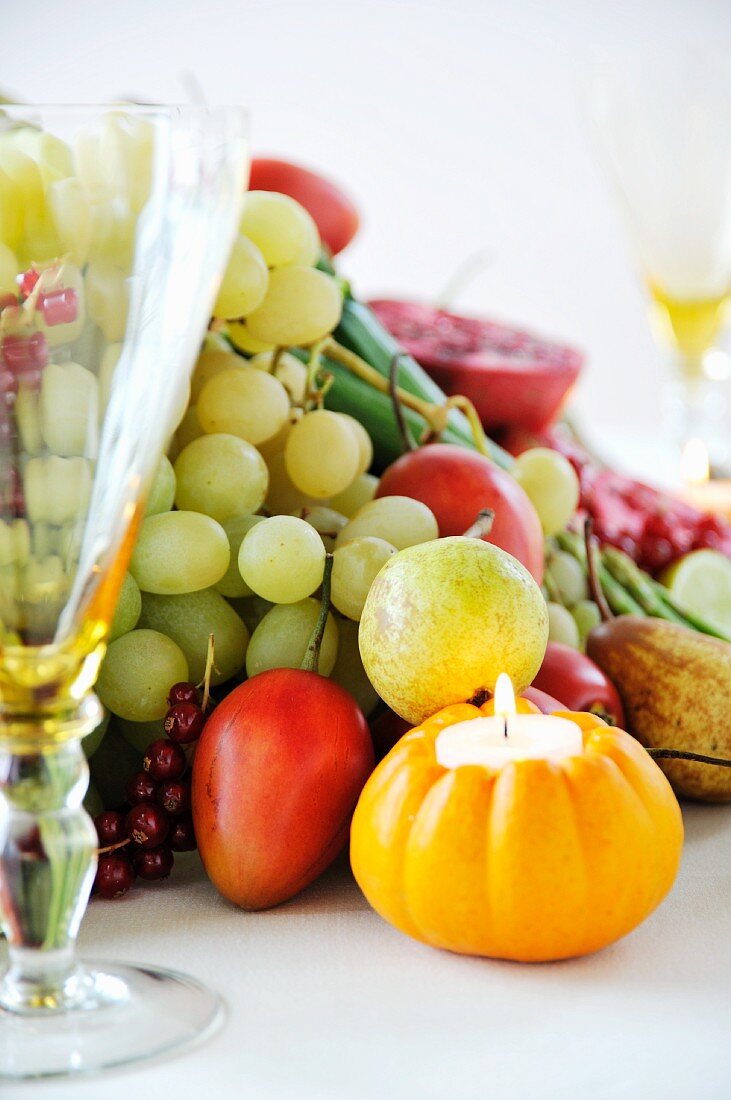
[[93, 681, 206, 900]]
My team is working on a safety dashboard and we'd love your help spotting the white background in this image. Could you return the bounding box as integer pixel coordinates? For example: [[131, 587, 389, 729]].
[[4, 0, 731, 471]]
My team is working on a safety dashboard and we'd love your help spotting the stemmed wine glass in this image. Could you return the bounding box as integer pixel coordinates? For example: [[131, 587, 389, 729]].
[[0, 104, 247, 1079], [590, 48, 731, 481]]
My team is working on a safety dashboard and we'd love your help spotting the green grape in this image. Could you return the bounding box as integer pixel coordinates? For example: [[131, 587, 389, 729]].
[[546, 602, 581, 648], [88, 194, 136, 269], [88, 723, 141, 807], [48, 176, 91, 267], [83, 781, 104, 819], [336, 495, 438, 551], [337, 413, 373, 477], [98, 343, 121, 413], [329, 473, 379, 518], [246, 598, 338, 677], [139, 588, 249, 685], [198, 367, 290, 446], [130, 510, 230, 594], [239, 515, 326, 603], [116, 716, 165, 755], [86, 262, 128, 342], [23, 456, 92, 524], [213, 233, 269, 320], [572, 599, 601, 642], [513, 448, 580, 537], [265, 451, 323, 514], [3, 126, 73, 183], [109, 572, 142, 640], [0, 169, 22, 250], [174, 433, 268, 522], [294, 505, 348, 552], [82, 711, 110, 760], [214, 514, 266, 598], [245, 266, 342, 347], [191, 344, 242, 403], [330, 617, 379, 716], [226, 321, 273, 355], [39, 361, 98, 457], [331, 536, 396, 620], [249, 350, 307, 404], [256, 408, 300, 463], [240, 191, 319, 268], [145, 455, 176, 516], [285, 409, 360, 499], [16, 383, 43, 455], [546, 549, 588, 607], [231, 594, 274, 635], [0, 241, 18, 295], [172, 405, 204, 458], [96, 629, 189, 721]]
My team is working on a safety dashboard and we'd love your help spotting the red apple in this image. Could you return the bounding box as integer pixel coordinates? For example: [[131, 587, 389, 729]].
[[376, 444, 544, 582], [192, 669, 374, 910]]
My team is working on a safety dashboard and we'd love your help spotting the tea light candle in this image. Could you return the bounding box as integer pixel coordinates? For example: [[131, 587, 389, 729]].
[[435, 673, 583, 769]]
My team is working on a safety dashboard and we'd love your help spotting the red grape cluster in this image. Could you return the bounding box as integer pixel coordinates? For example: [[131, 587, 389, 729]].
[[93, 681, 205, 900]]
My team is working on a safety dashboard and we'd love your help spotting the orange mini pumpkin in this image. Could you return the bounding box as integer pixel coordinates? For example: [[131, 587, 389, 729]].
[[350, 699, 683, 962]]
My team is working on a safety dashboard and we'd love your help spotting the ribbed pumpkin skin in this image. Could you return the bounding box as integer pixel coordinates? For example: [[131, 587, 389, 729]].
[[350, 703, 683, 962]]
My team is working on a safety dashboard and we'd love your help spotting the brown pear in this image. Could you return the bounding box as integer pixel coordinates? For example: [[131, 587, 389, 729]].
[[587, 616, 731, 802]]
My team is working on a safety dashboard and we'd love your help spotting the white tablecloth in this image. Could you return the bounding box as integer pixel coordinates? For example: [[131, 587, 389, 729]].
[[7, 803, 730, 1100]]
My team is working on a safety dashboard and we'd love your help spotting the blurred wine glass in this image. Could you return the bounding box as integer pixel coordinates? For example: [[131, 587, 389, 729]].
[[0, 104, 247, 1080], [590, 48, 731, 486]]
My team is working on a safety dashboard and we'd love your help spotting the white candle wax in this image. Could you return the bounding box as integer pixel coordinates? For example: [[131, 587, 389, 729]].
[[435, 714, 583, 769]]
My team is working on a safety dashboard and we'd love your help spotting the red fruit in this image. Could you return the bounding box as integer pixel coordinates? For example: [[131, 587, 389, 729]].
[[18, 269, 39, 298], [94, 809, 127, 847], [0, 293, 17, 312], [156, 780, 191, 816], [143, 738, 186, 781], [249, 157, 359, 255], [164, 701, 204, 743], [531, 641, 624, 727], [522, 686, 566, 713], [125, 770, 158, 806], [369, 299, 582, 433], [38, 287, 78, 326], [168, 815, 197, 852], [376, 443, 544, 582], [167, 681, 199, 707], [2, 332, 48, 375], [192, 669, 374, 910], [125, 802, 170, 849], [94, 855, 135, 899], [133, 845, 174, 881]]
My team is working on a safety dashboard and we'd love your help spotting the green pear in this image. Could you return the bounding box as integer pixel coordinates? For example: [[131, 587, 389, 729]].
[[587, 616, 731, 802], [359, 536, 548, 725]]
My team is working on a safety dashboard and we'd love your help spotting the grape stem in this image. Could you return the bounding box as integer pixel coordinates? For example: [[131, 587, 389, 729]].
[[324, 338, 490, 454], [389, 353, 417, 453], [97, 838, 131, 855], [584, 518, 613, 622], [463, 509, 495, 539], [302, 554, 333, 674], [647, 748, 731, 769], [201, 633, 215, 714]]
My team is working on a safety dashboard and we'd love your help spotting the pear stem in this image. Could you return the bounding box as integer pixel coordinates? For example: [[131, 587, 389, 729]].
[[301, 554, 333, 674], [389, 352, 417, 453], [463, 509, 495, 539], [647, 748, 731, 769], [584, 518, 613, 622]]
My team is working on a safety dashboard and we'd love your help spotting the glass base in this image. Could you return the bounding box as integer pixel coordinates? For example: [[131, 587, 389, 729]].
[[0, 959, 224, 1080]]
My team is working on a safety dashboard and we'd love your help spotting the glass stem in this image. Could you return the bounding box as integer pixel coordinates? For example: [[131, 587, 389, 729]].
[[0, 695, 101, 1015]]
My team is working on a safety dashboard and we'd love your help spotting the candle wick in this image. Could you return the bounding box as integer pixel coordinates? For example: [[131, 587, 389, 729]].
[[503, 717, 508, 739]]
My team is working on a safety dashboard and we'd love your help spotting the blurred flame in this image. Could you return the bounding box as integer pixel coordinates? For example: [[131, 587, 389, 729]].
[[493, 673, 516, 718], [682, 437, 710, 487]]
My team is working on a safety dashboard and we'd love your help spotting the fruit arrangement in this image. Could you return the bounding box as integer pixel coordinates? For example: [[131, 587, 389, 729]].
[[25, 138, 718, 927]]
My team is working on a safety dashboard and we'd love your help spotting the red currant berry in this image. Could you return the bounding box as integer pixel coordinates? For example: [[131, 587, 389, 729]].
[[94, 855, 135, 899], [125, 770, 159, 806], [143, 738, 186, 781], [156, 780, 191, 816], [18, 268, 40, 298], [164, 702, 204, 744], [125, 802, 169, 849], [94, 809, 127, 847], [167, 681, 199, 707], [168, 815, 197, 852], [132, 844, 174, 881]]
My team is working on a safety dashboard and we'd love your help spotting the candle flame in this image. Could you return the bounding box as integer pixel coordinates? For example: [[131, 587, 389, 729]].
[[493, 673, 516, 718], [681, 437, 710, 487]]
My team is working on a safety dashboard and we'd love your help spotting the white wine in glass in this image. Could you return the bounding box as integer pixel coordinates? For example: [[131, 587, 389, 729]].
[[0, 104, 247, 1080], [591, 49, 731, 479]]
